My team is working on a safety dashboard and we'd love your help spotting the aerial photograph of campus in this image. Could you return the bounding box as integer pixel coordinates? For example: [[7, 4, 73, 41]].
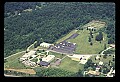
[[4, 2, 115, 77]]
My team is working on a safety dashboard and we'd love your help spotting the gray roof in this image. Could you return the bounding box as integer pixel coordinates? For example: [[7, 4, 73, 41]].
[[40, 61, 50, 66]]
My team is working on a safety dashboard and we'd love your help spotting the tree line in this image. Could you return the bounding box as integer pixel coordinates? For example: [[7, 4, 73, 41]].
[[4, 2, 115, 57]]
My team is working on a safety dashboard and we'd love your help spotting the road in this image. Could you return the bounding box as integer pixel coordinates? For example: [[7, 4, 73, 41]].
[[100, 47, 112, 55]]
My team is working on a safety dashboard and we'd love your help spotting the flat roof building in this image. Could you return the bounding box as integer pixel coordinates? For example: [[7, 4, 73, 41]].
[[42, 55, 55, 63], [40, 42, 53, 48]]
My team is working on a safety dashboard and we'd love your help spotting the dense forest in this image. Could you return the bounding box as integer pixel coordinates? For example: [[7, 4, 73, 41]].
[[4, 2, 115, 57]]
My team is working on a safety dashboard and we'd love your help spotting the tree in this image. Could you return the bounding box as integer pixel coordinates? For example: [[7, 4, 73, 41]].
[[108, 60, 111, 66], [89, 30, 93, 37], [108, 38, 114, 44], [4, 59, 7, 63], [91, 34, 93, 38], [88, 36, 91, 42], [90, 42, 93, 46], [76, 69, 83, 77], [4, 2, 115, 58], [42, 49, 45, 52], [95, 58, 96, 60], [112, 58, 115, 61], [87, 27, 88, 30], [95, 32, 103, 42], [103, 54, 107, 59], [104, 44, 107, 50]]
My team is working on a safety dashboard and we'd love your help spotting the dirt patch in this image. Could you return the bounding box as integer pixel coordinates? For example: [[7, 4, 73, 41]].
[[4, 68, 36, 74]]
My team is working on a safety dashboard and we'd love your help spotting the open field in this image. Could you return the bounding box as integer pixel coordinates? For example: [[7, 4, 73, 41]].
[[59, 56, 84, 73], [4, 68, 36, 74], [67, 29, 109, 54], [4, 51, 28, 69], [49, 51, 65, 59], [55, 30, 78, 44], [83, 20, 106, 29]]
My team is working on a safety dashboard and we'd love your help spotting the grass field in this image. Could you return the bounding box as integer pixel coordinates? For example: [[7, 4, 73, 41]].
[[4, 51, 28, 69], [49, 51, 65, 59], [83, 20, 106, 29], [59, 56, 84, 73], [55, 30, 78, 44], [67, 29, 109, 54]]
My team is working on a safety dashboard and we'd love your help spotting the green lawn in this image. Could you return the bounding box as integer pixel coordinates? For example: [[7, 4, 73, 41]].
[[55, 30, 78, 44], [59, 56, 84, 73], [49, 51, 65, 59], [4, 51, 28, 69], [67, 29, 109, 54]]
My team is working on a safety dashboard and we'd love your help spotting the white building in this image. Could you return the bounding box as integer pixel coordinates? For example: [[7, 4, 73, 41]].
[[87, 26, 97, 30], [20, 50, 36, 61], [42, 55, 55, 63], [40, 42, 53, 48], [96, 55, 100, 60], [67, 55, 92, 64], [99, 61, 103, 65]]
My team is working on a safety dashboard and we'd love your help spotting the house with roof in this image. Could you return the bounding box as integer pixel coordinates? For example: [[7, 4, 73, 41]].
[[110, 44, 115, 48], [42, 55, 55, 63], [87, 26, 97, 31], [20, 50, 36, 61], [67, 55, 92, 64], [40, 42, 53, 48]]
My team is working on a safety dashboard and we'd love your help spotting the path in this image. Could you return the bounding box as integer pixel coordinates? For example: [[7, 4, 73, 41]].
[[4, 51, 26, 59], [100, 47, 112, 55], [61, 55, 67, 60]]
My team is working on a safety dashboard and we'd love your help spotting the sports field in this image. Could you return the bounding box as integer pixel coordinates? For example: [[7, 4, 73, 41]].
[[4, 51, 28, 69]]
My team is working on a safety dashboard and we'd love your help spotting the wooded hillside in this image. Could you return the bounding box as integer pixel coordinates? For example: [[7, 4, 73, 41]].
[[4, 2, 115, 57]]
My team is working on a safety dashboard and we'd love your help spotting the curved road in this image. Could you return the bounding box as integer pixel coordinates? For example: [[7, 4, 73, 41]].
[[100, 47, 112, 55]]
